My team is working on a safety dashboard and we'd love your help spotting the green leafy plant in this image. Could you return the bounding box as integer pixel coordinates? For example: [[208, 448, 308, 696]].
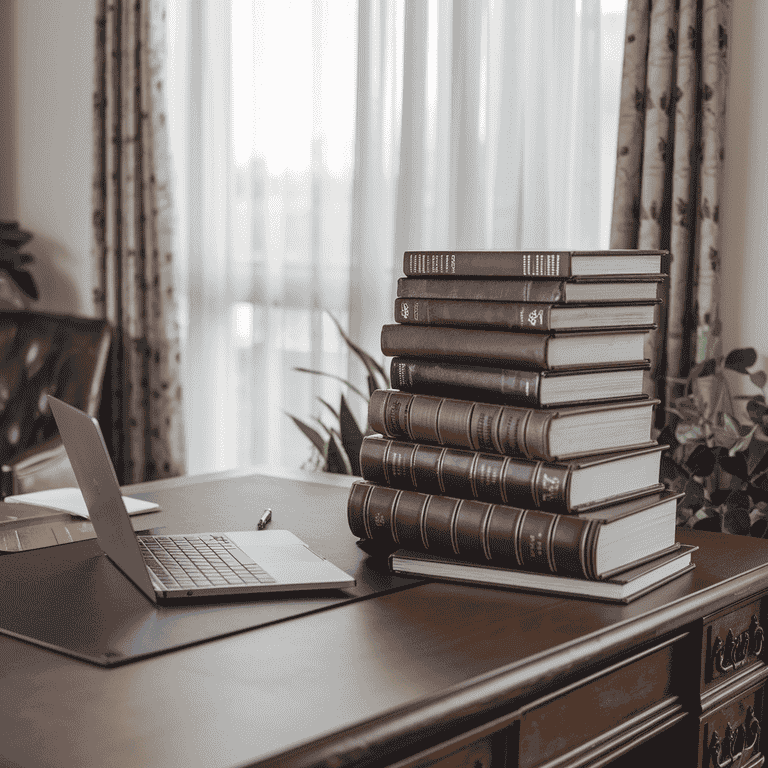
[[659, 347, 768, 536], [286, 312, 390, 475]]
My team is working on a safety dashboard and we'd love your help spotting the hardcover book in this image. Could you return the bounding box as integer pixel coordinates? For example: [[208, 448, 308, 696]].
[[403, 249, 666, 278], [389, 358, 651, 407], [347, 480, 683, 580], [367, 389, 659, 460], [381, 324, 651, 370], [359, 436, 665, 514], [388, 544, 696, 604], [393, 298, 657, 331], [396, 276, 666, 304]]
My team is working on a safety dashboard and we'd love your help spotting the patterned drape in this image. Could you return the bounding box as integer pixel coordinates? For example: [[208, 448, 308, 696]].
[[92, 0, 185, 484], [611, 0, 732, 413]]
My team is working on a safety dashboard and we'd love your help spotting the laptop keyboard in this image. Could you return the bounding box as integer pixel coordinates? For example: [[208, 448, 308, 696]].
[[138, 534, 277, 590]]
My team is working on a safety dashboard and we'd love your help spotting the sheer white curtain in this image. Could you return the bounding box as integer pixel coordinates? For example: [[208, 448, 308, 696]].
[[167, 0, 627, 475]]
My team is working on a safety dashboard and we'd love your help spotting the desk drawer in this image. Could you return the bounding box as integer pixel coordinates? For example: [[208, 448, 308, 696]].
[[411, 736, 494, 768], [518, 635, 685, 768], [702, 599, 766, 696], [391, 734, 498, 768], [698, 682, 765, 768]]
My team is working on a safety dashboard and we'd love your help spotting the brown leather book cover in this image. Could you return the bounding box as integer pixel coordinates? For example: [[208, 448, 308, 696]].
[[367, 389, 659, 460], [396, 275, 666, 303], [380, 324, 652, 370], [358, 436, 664, 514], [393, 298, 657, 332], [347, 481, 683, 581], [403, 249, 666, 278], [389, 357, 651, 407], [346, 481, 595, 576]]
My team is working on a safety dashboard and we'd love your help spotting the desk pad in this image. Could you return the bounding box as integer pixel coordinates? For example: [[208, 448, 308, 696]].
[[0, 536, 410, 667]]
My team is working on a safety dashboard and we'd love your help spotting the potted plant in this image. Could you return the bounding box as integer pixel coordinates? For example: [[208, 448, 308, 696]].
[[659, 347, 768, 536]]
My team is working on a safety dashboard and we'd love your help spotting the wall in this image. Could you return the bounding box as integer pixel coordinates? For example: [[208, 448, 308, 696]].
[[0, 1, 17, 224], [1, 0, 96, 316], [0, 0, 766, 364]]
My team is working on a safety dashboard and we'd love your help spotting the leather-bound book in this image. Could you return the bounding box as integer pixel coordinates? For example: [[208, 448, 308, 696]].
[[388, 545, 695, 604], [347, 480, 683, 581], [380, 325, 651, 370], [393, 297, 657, 332], [403, 249, 666, 278], [358, 436, 664, 515], [389, 358, 650, 407], [396, 275, 666, 304], [367, 389, 658, 461]]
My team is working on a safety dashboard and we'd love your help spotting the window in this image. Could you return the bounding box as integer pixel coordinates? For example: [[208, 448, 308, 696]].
[[167, 0, 628, 475]]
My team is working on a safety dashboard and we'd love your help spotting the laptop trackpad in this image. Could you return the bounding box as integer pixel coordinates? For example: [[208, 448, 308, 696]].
[[227, 530, 328, 563]]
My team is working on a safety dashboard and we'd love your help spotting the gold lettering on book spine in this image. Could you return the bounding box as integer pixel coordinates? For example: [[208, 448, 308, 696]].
[[523, 253, 561, 277], [540, 472, 561, 503], [408, 253, 456, 274], [524, 525, 546, 568]]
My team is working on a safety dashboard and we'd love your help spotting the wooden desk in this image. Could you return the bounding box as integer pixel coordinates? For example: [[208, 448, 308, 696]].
[[2, 467, 768, 768]]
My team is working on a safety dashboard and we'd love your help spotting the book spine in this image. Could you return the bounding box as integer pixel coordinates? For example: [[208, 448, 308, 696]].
[[396, 277, 567, 303], [390, 358, 544, 406], [347, 482, 596, 578], [381, 325, 549, 369], [394, 298, 555, 331], [403, 251, 572, 278], [359, 436, 574, 514], [368, 389, 557, 459]]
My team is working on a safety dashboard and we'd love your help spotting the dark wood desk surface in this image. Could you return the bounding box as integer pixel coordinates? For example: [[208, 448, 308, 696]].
[[3, 467, 768, 768]]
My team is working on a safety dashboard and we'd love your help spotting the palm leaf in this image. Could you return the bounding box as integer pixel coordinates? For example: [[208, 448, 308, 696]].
[[339, 394, 364, 476], [325, 311, 389, 389], [326, 432, 353, 474], [286, 413, 327, 456], [318, 397, 340, 421]]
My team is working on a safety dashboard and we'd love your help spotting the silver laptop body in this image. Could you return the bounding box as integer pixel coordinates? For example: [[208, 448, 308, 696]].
[[48, 396, 355, 603]]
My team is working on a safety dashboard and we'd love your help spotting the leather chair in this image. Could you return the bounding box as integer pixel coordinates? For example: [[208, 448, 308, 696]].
[[0, 311, 112, 498]]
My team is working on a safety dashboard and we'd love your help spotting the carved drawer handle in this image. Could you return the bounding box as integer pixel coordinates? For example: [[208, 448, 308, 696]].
[[708, 707, 761, 768], [713, 615, 765, 673]]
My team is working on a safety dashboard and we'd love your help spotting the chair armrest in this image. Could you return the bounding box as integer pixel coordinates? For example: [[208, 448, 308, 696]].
[[1, 435, 78, 499]]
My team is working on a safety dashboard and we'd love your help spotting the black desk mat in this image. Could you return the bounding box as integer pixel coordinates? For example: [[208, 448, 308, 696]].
[[0, 473, 417, 666], [0, 532, 409, 667]]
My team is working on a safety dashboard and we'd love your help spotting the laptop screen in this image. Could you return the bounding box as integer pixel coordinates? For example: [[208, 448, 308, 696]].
[[48, 396, 157, 601]]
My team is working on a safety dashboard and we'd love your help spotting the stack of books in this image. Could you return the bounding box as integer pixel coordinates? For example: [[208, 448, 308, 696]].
[[346, 249, 696, 603]]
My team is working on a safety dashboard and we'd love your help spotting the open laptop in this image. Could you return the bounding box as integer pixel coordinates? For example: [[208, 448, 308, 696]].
[[48, 396, 356, 603]]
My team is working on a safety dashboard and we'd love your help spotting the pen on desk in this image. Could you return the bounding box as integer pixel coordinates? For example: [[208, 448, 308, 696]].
[[258, 508, 272, 530]]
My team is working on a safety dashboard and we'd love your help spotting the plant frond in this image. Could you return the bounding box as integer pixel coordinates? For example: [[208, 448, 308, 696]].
[[325, 310, 390, 389], [285, 413, 327, 456]]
